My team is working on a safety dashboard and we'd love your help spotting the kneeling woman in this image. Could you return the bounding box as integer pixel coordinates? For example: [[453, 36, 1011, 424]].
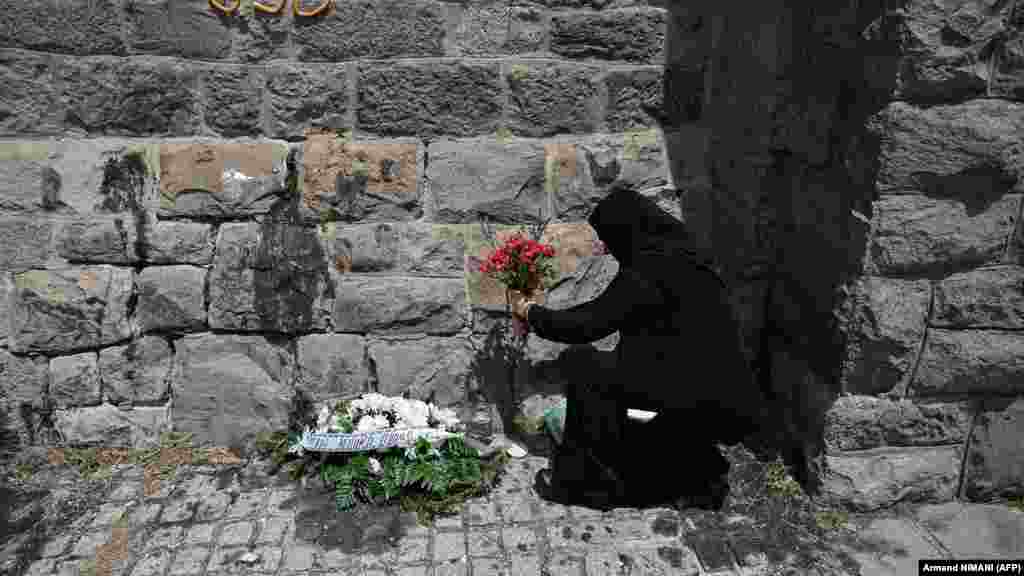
[[510, 186, 767, 509]]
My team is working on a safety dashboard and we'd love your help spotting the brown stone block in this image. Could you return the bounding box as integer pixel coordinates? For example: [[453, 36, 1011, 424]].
[[159, 141, 284, 199], [302, 132, 419, 214], [96, 448, 131, 466]]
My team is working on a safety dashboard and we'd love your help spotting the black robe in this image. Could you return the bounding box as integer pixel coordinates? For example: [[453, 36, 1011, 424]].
[[525, 186, 765, 444]]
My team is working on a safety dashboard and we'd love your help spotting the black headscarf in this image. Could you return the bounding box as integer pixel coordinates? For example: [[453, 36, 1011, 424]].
[[587, 185, 723, 285]]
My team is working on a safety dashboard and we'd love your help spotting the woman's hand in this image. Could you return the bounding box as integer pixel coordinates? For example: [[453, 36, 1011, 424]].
[[509, 290, 535, 321]]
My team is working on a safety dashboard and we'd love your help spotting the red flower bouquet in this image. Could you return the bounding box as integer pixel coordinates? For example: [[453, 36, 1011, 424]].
[[477, 233, 557, 335]]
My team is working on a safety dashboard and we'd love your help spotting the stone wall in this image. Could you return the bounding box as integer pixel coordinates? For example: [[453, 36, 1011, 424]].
[[0, 0, 671, 453], [1, 0, 1021, 511], [663, 0, 1022, 509]]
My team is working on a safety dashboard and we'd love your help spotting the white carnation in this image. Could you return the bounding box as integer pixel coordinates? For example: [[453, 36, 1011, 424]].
[[356, 414, 390, 432], [430, 405, 461, 431], [397, 399, 430, 429], [316, 405, 331, 431], [368, 457, 383, 475]]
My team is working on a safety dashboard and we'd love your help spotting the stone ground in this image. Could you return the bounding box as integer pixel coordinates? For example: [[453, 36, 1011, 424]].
[[1, 444, 1022, 576]]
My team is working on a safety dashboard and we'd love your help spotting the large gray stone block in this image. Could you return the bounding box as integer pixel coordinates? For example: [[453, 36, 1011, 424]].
[[333, 276, 466, 335], [0, 139, 163, 217], [550, 8, 666, 64], [294, 0, 446, 61], [125, 0, 232, 61], [99, 336, 174, 405], [0, 50, 64, 135], [296, 334, 372, 405], [49, 352, 101, 409], [913, 329, 1024, 396], [895, 0, 1022, 103], [0, 216, 55, 271], [199, 65, 264, 138], [932, 265, 1024, 330], [604, 67, 664, 132], [0, 0, 124, 56], [367, 336, 473, 407], [54, 402, 171, 449], [868, 194, 1019, 277], [323, 222, 466, 276], [823, 395, 971, 453], [818, 445, 962, 511], [963, 397, 1024, 501], [9, 266, 134, 354], [873, 100, 1024, 195], [235, 7, 289, 63], [0, 349, 48, 448], [426, 138, 554, 224], [265, 63, 350, 140], [136, 266, 207, 333], [505, 61, 603, 137], [56, 56, 200, 136], [57, 217, 215, 265], [840, 277, 931, 396], [208, 222, 334, 333], [357, 61, 502, 137], [171, 333, 294, 448]]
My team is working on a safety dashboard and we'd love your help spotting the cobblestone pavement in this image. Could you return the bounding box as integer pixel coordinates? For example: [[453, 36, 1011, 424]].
[[6, 445, 1024, 576]]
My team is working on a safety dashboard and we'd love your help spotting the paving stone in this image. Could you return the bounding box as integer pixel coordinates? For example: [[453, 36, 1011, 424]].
[[587, 545, 702, 576], [434, 510, 464, 531], [394, 537, 429, 564], [434, 560, 470, 576], [158, 498, 195, 523], [396, 566, 432, 576], [224, 491, 268, 519], [107, 480, 141, 502], [39, 533, 75, 558], [265, 489, 298, 516], [22, 558, 55, 576], [218, 521, 254, 547], [536, 498, 570, 522], [319, 547, 358, 570], [687, 533, 736, 573], [281, 542, 318, 571], [498, 494, 534, 524], [209, 546, 282, 573], [471, 558, 512, 576], [128, 550, 171, 576], [129, 503, 162, 526], [916, 502, 1024, 559], [463, 498, 500, 527], [71, 530, 110, 557], [435, 530, 467, 562], [544, 551, 584, 576], [729, 535, 768, 568], [145, 525, 184, 551], [194, 492, 232, 522], [167, 547, 211, 576], [89, 502, 129, 528], [466, 528, 502, 559], [255, 516, 291, 545], [502, 525, 538, 557], [507, 555, 541, 576], [54, 560, 82, 576]]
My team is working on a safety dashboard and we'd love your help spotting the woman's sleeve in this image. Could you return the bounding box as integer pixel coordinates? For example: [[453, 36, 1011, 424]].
[[525, 270, 642, 344]]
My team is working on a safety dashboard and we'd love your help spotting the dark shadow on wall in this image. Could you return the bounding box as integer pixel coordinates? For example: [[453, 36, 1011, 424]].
[[661, 0, 904, 490], [254, 147, 335, 334]]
